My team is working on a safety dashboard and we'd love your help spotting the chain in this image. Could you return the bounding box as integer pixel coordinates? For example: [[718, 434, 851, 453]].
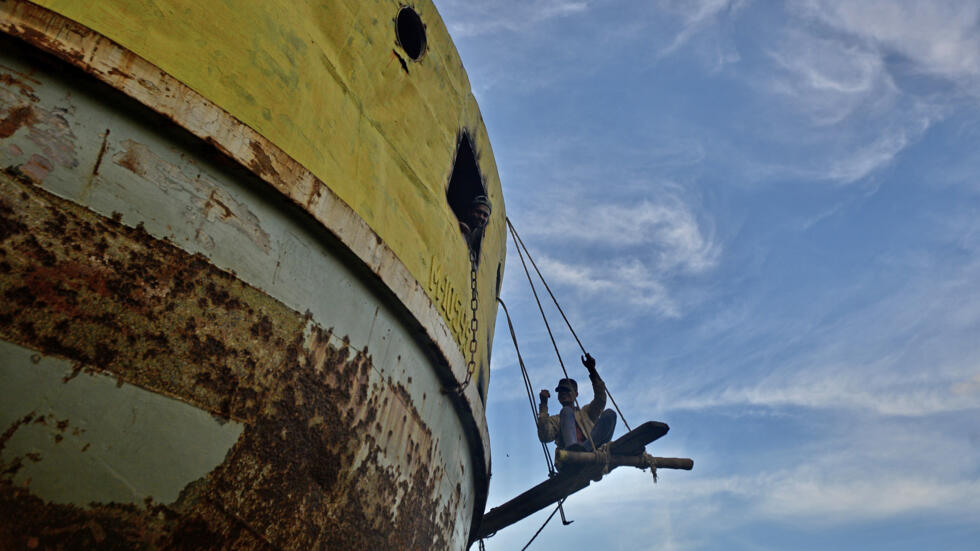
[[459, 249, 479, 391]]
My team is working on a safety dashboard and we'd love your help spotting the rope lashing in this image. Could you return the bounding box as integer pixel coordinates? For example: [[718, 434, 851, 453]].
[[505, 217, 633, 433], [595, 443, 612, 475], [641, 452, 659, 484], [506, 219, 597, 453]]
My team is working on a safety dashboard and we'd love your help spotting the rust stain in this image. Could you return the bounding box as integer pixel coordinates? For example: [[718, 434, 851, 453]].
[[205, 190, 236, 220], [305, 180, 324, 209], [247, 140, 277, 180], [0, 170, 456, 549], [0, 72, 79, 171], [19, 153, 52, 182], [0, 104, 34, 138], [0, 71, 39, 102]]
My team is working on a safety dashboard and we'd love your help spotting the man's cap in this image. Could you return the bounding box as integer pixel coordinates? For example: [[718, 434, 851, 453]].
[[471, 195, 492, 212], [555, 378, 578, 392]]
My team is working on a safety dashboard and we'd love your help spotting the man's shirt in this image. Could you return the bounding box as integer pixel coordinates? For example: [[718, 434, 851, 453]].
[[537, 374, 606, 448]]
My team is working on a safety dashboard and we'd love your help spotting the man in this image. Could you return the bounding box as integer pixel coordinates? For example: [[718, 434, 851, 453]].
[[458, 195, 491, 250], [538, 354, 617, 452]]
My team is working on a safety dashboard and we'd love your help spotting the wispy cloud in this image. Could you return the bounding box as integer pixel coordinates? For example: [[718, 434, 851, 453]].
[[526, 199, 719, 273], [438, 0, 591, 38], [657, 0, 748, 68], [559, 419, 980, 548], [653, 247, 980, 418], [533, 254, 678, 315], [796, 0, 980, 84], [670, 370, 980, 417], [765, 28, 896, 126], [658, 0, 746, 52], [507, 190, 719, 320], [748, 0, 979, 185]]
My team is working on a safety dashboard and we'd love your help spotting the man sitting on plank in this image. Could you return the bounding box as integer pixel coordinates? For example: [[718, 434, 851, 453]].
[[537, 354, 617, 452]]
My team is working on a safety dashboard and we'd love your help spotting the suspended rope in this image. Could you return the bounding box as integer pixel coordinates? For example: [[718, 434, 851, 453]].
[[506, 220, 597, 452], [507, 219, 588, 354], [505, 217, 633, 433], [498, 298, 556, 477], [520, 498, 566, 551]]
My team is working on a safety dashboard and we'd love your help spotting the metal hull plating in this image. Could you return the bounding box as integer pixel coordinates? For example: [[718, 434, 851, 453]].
[[0, 22, 483, 551]]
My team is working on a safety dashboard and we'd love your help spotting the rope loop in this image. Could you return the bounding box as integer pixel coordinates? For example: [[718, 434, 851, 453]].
[[641, 452, 659, 484], [596, 443, 612, 475]]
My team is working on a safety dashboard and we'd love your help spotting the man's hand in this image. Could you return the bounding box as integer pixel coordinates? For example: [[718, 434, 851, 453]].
[[582, 353, 597, 376], [539, 389, 550, 403]]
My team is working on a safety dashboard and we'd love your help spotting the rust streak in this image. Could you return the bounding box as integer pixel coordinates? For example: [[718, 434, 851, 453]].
[[0, 104, 34, 138], [91, 128, 109, 176], [247, 140, 277, 180]]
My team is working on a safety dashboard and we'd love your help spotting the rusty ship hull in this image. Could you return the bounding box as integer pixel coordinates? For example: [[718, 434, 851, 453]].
[[0, 1, 504, 549]]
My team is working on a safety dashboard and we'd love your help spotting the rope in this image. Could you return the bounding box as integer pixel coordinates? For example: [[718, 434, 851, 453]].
[[507, 219, 587, 354], [595, 443, 612, 475], [507, 220, 596, 452], [641, 452, 659, 484], [498, 298, 556, 476], [506, 217, 633, 433], [520, 498, 566, 551]]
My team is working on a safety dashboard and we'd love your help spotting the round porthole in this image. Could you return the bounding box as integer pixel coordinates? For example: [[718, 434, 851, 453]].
[[396, 7, 427, 61]]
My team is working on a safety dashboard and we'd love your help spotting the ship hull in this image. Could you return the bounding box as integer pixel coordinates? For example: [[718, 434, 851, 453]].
[[0, 31, 477, 549]]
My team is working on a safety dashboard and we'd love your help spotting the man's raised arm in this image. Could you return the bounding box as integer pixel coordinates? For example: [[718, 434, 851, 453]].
[[537, 389, 558, 443], [582, 354, 607, 419]]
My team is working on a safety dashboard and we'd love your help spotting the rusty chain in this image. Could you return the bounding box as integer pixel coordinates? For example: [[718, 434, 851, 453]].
[[458, 249, 479, 392]]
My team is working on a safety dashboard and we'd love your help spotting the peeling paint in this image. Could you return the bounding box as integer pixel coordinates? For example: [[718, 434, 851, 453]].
[[0, 340, 245, 507], [0, 171, 459, 549], [111, 139, 272, 253], [0, 78, 78, 174]]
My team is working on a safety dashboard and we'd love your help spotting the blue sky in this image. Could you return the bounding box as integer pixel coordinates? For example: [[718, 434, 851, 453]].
[[433, 1, 980, 550]]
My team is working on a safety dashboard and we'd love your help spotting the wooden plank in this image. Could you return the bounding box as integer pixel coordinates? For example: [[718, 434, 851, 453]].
[[609, 421, 669, 455]]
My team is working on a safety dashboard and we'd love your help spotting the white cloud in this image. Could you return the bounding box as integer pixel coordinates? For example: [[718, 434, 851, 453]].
[[534, 254, 678, 316], [797, 0, 980, 84], [765, 29, 896, 126], [823, 128, 908, 183], [658, 0, 748, 55], [438, 0, 591, 38], [554, 418, 980, 550], [525, 198, 719, 274], [761, 476, 980, 521], [670, 371, 980, 417], [504, 192, 719, 320], [656, 0, 748, 70]]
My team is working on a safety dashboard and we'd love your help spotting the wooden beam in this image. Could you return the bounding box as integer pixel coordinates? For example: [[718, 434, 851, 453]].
[[475, 421, 677, 539]]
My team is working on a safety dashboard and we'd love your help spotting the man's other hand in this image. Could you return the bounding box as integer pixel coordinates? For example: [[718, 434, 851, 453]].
[[539, 389, 550, 403], [582, 353, 597, 373]]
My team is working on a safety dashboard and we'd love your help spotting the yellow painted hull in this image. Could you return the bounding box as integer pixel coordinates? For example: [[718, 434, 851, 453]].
[[0, 0, 502, 548]]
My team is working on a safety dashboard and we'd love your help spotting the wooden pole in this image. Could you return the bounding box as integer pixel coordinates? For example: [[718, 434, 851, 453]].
[[555, 450, 693, 470]]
